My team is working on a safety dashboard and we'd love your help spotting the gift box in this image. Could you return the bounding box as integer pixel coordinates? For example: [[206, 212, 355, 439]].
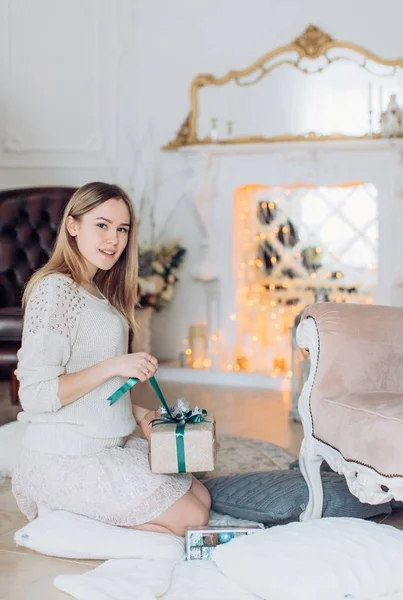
[[149, 404, 216, 474], [185, 526, 260, 561], [106, 376, 215, 474]]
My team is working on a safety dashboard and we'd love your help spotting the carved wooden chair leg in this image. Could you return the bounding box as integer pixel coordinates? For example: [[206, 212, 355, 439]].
[[299, 439, 324, 521]]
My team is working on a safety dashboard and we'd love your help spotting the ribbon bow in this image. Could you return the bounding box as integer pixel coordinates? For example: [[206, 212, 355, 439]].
[[153, 397, 207, 426]]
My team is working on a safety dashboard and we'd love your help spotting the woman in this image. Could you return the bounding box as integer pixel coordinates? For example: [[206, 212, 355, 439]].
[[12, 182, 210, 536]]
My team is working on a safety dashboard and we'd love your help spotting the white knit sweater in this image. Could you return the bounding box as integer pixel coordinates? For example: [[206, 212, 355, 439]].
[[16, 273, 136, 456]]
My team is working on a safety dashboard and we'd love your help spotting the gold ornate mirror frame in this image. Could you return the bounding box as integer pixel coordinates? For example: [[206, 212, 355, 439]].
[[163, 25, 403, 150]]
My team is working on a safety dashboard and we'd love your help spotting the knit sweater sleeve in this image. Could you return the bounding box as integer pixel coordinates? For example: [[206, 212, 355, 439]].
[[15, 275, 82, 414]]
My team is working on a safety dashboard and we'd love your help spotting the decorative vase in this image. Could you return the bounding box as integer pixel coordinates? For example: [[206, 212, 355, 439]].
[[133, 307, 154, 354], [380, 94, 403, 138]]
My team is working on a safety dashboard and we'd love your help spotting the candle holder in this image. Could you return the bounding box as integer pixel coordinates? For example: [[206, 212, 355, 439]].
[[227, 120, 233, 138], [236, 356, 248, 371], [210, 118, 218, 143], [189, 323, 208, 369], [273, 356, 287, 375]]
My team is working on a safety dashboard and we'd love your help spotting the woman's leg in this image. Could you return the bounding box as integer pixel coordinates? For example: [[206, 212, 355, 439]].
[[190, 476, 211, 510], [134, 489, 209, 537]]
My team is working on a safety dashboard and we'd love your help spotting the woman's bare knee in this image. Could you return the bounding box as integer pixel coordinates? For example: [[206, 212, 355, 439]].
[[191, 477, 211, 511], [149, 491, 210, 537]]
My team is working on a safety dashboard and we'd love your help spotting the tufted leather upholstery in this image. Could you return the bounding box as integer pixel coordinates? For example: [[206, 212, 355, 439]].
[[0, 187, 77, 403]]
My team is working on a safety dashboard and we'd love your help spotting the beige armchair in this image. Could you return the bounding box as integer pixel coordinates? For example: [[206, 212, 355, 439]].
[[296, 302, 403, 520]]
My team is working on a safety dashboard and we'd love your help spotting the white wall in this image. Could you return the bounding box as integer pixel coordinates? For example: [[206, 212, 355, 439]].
[[1, 0, 403, 358]]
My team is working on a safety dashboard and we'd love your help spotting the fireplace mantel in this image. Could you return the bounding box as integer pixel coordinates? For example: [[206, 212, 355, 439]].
[[181, 136, 403, 292], [179, 138, 403, 157], [160, 135, 403, 388]]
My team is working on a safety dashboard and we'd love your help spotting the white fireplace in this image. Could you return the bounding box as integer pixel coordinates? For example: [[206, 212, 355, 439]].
[[158, 138, 403, 387]]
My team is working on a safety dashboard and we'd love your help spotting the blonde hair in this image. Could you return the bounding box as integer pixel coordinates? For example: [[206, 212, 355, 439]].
[[23, 182, 138, 331]]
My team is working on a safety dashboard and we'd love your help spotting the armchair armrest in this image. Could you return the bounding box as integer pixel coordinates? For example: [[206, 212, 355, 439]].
[[298, 302, 403, 403]]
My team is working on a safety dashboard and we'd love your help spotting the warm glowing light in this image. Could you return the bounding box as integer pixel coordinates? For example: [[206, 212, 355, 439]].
[[232, 183, 374, 378], [236, 356, 248, 371], [185, 349, 192, 356]]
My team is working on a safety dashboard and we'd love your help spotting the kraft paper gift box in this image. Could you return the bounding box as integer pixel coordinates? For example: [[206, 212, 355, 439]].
[[106, 376, 215, 474], [185, 526, 261, 561], [149, 410, 216, 474]]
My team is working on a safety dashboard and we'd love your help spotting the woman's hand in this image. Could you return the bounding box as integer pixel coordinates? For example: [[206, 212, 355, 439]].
[[139, 409, 160, 441], [109, 352, 158, 382]]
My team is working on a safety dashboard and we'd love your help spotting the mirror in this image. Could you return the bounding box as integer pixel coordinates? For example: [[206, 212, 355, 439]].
[[164, 25, 403, 149]]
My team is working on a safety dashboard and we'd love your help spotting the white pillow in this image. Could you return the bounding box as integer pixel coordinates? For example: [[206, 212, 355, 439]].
[[213, 517, 403, 600], [14, 510, 184, 561]]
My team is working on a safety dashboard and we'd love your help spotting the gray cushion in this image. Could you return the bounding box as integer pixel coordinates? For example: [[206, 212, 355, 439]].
[[288, 458, 333, 472], [203, 471, 392, 525]]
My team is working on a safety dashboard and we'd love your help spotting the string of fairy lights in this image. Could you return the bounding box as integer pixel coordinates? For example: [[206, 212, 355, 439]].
[[230, 183, 375, 376], [183, 182, 376, 376]]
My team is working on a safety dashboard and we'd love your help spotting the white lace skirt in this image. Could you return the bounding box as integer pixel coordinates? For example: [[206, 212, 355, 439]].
[[12, 436, 192, 526]]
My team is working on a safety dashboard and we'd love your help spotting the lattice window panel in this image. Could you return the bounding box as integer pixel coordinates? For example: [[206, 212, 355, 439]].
[[233, 183, 377, 374]]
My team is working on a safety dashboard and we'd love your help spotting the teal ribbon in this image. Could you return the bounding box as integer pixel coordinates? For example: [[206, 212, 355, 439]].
[[175, 422, 186, 473], [107, 376, 172, 417], [107, 375, 209, 473], [107, 377, 138, 406]]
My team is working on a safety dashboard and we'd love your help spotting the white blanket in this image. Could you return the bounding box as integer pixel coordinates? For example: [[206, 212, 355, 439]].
[[54, 558, 403, 600], [54, 558, 259, 600], [50, 511, 262, 599]]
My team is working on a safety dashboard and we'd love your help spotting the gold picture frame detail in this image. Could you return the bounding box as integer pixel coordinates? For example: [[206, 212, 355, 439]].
[[163, 24, 403, 150]]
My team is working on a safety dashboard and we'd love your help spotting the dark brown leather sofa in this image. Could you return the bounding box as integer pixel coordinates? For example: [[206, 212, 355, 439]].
[[0, 187, 77, 405]]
